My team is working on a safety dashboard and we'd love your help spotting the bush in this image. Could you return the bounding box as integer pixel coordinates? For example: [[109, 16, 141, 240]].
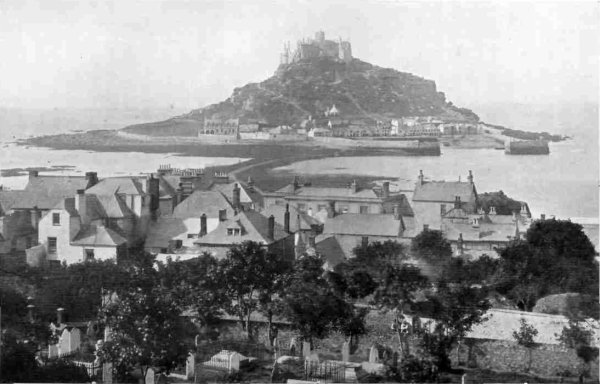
[[394, 355, 439, 382]]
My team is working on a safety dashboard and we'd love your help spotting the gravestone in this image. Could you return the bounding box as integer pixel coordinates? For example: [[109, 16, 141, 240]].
[[369, 345, 379, 363], [145, 367, 155, 384], [102, 362, 113, 384], [302, 341, 311, 359], [461, 373, 467, 384], [289, 337, 297, 355], [229, 352, 241, 372], [186, 353, 195, 380], [69, 328, 81, 352], [341, 341, 350, 362], [48, 344, 58, 359], [195, 334, 201, 347], [391, 351, 399, 369]]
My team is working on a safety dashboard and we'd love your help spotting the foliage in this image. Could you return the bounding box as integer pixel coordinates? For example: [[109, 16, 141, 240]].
[[0, 331, 89, 382], [557, 320, 593, 349], [217, 241, 293, 339], [513, 319, 538, 349], [446, 255, 499, 285], [282, 255, 363, 343], [411, 229, 452, 262], [372, 264, 429, 312], [157, 253, 225, 327], [478, 191, 526, 216], [392, 354, 439, 382], [496, 219, 599, 311]]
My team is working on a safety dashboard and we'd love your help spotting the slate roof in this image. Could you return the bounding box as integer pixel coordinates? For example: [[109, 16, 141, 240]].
[[15, 176, 89, 209], [71, 225, 127, 246], [144, 217, 190, 249], [51, 197, 79, 217], [315, 236, 346, 269], [210, 182, 255, 205], [260, 204, 321, 232], [86, 177, 144, 196], [323, 213, 405, 237], [275, 184, 380, 201], [194, 210, 289, 246], [172, 190, 234, 219], [413, 181, 476, 203], [443, 220, 521, 243]]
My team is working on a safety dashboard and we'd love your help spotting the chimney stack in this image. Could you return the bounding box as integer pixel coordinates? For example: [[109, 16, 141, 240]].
[[75, 190, 88, 223], [467, 170, 474, 184], [30, 206, 40, 231], [350, 180, 358, 193], [489, 206, 497, 215], [147, 174, 160, 220], [423, 224, 429, 232], [200, 213, 207, 236], [327, 201, 336, 218], [26, 296, 35, 323], [176, 184, 184, 206], [284, 204, 290, 233], [393, 204, 401, 220], [85, 172, 98, 188], [219, 209, 227, 222], [28, 170, 39, 180], [233, 183, 241, 208], [541, 213, 546, 220], [57, 307, 64, 326], [457, 233, 464, 256], [454, 196, 461, 209], [520, 204, 528, 217], [268, 215, 275, 240], [472, 217, 480, 228], [292, 176, 300, 190], [382, 182, 390, 199], [418, 170, 424, 186]]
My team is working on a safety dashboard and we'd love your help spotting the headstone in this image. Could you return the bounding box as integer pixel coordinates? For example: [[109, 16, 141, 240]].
[[70, 328, 81, 352], [289, 337, 297, 354], [195, 334, 200, 347], [48, 344, 58, 359], [341, 341, 350, 362], [391, 351, 399, 368], [229, 351, 241, 372], [369, 345, 379, 363], [302, 341, 311, 359], [145, 367, 155, 384], [186, 353, 195, 380], [307, 353, 319, 362], [58, 329, 70, 355], [461, 373, 467, 384], [102, 362, 113, 384]]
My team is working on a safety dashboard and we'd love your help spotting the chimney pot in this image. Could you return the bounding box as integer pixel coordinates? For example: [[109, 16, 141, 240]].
[[28, 170, 39, 179], [284, 204, 291, 233], [382, 182, 390, 199], [268, 215, 275, 240]]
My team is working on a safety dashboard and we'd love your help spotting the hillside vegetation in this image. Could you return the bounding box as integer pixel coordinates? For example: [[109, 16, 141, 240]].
[[123, 57, 479, 135]]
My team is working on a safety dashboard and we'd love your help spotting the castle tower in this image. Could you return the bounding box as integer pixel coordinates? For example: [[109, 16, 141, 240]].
[[315, 30, 325, 44], [338, 37, 352, 63]]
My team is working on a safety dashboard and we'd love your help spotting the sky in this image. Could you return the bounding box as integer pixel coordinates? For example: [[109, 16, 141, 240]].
[[0, 0, 597, 111]]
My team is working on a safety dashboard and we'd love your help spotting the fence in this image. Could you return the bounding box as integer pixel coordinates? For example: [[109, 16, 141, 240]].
[[200, 351, 232, 372], [304, 360, 346, 383], [196, 340, 273, 363], [72, 360, 101, 378]]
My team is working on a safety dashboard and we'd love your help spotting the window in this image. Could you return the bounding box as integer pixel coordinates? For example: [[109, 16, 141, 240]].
[[359, 206, 369, 214], [317, 204, 327, 212], [234, 228, 241, 236], [52, 213, 60, 226], [47, 237, 57, 254], [297, 203, 306, 212], [187, 234, 196, 239], [340, 205, 349, 214], [361, 236, 369, 248], [84, 249, 95, 261], [440, 204, 446, 215], [227, 228, 234, 236]]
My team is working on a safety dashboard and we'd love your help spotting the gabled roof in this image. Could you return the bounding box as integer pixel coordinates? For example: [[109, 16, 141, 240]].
[[71, 225, 127, 246], [51, 197, 79, 217], [17, 175, 89, 209], [144, 217, 190, 249], [315, 236, 346, 269], [86, 177, 144, 196], [210, 182, 255, 205], [0, 190, 28, 214], [260, 204, 320, 232], [172, 190, 234, 219], [323, 213, 404, 237], [413, 181, 476, 203], [194, 210, 289, 246]]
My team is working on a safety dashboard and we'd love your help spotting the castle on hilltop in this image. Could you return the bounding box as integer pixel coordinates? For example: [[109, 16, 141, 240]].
[[280, 31, 352, 65]]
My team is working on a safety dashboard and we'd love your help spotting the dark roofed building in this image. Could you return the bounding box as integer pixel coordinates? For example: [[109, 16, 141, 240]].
[[411, 170, 478, 230], [193, 210, 294, 260]]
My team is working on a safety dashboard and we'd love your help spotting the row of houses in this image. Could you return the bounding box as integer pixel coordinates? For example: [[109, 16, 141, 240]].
[[0, 165, 531, 268]]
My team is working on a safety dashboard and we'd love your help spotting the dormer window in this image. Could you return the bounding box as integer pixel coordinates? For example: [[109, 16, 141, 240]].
[[227, 228, 241, 236]]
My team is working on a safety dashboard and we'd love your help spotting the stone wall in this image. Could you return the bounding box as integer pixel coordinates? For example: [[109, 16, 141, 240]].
[[455, 339, 599, 380]]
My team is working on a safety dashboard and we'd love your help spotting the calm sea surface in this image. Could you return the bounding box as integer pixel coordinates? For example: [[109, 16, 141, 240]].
[[0, 104, 597, 222]]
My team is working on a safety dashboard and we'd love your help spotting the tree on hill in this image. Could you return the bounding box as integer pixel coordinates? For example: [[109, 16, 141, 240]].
[[97, 264, 195, 379], [419, 280, 491, 369], [496, 219, 598, 310], [217, 241, 293, 340], [282, 255, 364, 345], [512, 319, 538, 372], [478, 191, 526, 215]]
